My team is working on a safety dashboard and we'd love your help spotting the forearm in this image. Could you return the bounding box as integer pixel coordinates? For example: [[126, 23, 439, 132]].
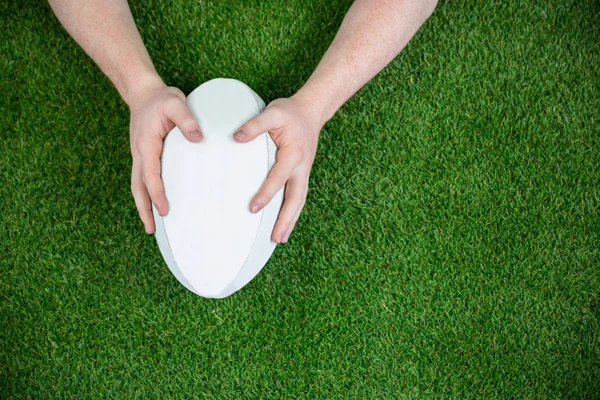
[[294, 0, 438, 125], [47, 0, 162, 105]]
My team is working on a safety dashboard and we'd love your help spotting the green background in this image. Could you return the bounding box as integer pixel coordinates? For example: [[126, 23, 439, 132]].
[[1, 0, 598, 398]]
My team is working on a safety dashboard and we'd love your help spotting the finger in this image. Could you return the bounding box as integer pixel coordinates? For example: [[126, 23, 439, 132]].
[[287, 200, 304, 233], [233, 105, 285, 142], [131, 160, 155, 234], [271, 175, 307, 243], [164, 97, 203, 143], [139, 136, 169, 217], [250, 145, 304, 214], [282, 180, 309, 243]]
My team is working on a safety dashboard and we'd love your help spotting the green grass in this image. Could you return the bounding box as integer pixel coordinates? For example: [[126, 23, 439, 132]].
[[1, 0, 599, 398]]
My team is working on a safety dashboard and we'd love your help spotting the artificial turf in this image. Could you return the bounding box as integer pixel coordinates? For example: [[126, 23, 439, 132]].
[[1, 0, 599, 398]]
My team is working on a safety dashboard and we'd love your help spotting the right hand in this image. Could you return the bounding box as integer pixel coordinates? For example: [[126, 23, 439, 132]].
[[127, 76, 203, 234]]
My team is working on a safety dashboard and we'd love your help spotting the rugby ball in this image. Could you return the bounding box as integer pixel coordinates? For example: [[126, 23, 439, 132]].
[[152, 78, 284, 298]]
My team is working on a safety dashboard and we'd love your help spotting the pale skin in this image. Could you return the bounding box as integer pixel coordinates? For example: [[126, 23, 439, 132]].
[[48, 0, 438, 243]]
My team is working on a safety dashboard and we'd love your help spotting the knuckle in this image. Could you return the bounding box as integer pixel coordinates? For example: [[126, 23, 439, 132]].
[[294, 147, 305, 164], [180, 113, 197, 128], [134, 136, 145, 151], [166, 95, 183, 109], [138, 208, 150, 219], [291, 194, 305, 207], [248, 118, 263, 134], [149, 191, 164, 201], [298, 163, 312, 176], [266, 105, 282, 120], [142, 171, 158, 184], [168, 87, 185, 101]]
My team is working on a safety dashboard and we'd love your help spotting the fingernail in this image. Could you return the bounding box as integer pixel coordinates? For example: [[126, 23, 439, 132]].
[[190, 129, 202, 140], [280, 231, 291, 243], [251, 204, 263, 213], [234, 130, 246, 140]]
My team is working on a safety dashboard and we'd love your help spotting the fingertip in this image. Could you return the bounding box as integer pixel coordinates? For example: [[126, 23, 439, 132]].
[[156, 201, 168, 217], [273, 229, 288, 244], [165, 98, 203, 143], [233, 129, 247, 142], [159, 205, 168, 217], [188, 128, 203, 143], [151, 193, 169, 217], [144, 220, 155, 234]]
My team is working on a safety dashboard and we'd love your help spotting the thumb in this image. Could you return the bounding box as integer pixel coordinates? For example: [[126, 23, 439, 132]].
[[233, 106, 284, 143], [165, 98, 203, 143]]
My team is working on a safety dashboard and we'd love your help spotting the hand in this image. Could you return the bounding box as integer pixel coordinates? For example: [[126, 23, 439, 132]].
[[128, 76, 203, 234], [233, 94, 324, 243]]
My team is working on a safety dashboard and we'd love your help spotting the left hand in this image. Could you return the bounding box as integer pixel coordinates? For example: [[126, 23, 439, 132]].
[[233, 95, 324, 243]]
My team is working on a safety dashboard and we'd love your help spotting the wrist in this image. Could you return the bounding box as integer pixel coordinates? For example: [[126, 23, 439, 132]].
[[123, 70, 165, 108], [292, 83, 338, 129]]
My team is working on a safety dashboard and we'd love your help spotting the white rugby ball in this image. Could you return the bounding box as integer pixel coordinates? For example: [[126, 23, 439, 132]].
[[152, 78, 283, 298]]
